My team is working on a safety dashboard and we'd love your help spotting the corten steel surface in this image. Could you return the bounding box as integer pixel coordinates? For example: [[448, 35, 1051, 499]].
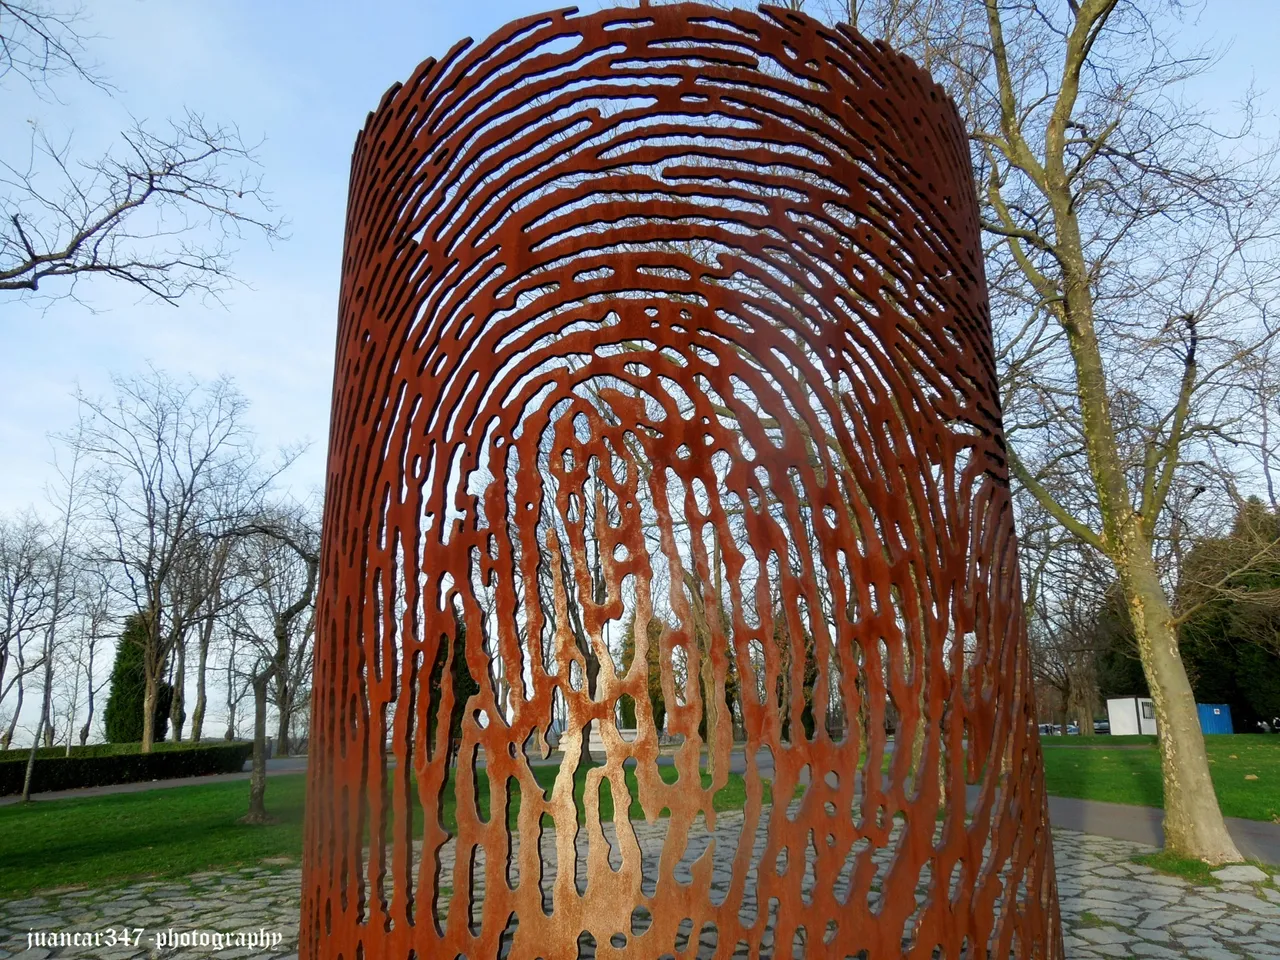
[[303, 5, 1061, 959]]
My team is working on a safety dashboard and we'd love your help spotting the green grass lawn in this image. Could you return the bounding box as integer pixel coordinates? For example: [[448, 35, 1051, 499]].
[[0, 775, 309, 897], [0, 761, 773, 897], [1040, 734, 1280, 822]]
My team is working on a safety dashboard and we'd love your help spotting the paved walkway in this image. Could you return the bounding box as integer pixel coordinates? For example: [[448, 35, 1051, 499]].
[[965, 787, 1280, 865], [1045, 794, 1280, 865], [2, 826, 1277, 959]]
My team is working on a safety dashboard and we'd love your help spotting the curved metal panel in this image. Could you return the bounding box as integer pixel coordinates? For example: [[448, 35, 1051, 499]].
[[303, 5, 1062, 958]]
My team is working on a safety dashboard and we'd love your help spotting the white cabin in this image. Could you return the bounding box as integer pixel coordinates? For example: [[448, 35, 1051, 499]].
[[1107, 697, 1157, 736]]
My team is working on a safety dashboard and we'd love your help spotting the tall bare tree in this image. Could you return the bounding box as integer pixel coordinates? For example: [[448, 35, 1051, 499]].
[[76, 367, 271, 752], [21, 424, 87, 799], [67, 573, 112, 747], [163, 530, 238, 742], [230, 503, 321, 757], [700, 0, 1280, 863], [228, 508, 318, 823], [187, 540, 233, 742], [971, 0, 1278, 864], [0, 511, 49, 749]]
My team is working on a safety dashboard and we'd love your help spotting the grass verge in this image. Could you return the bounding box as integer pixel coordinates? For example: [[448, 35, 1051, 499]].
[[1040, 734, 1280, 822], [0, 775, 308, 897]]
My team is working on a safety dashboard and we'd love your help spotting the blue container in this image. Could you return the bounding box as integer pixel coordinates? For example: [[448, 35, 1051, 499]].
[[1197, 703, 1233, 735]]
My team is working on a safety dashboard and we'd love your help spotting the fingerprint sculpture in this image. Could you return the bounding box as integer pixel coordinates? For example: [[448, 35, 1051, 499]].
[[303, 4, 1061, 959]]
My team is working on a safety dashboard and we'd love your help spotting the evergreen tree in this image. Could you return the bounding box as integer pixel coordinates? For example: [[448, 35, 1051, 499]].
[[154, 680, 174, 743], [1177, 500, 1280, 729], [1094, 586, 1150, 701], [103, 614, 173, 743], [1095, 500, 1280, 729], [425, 610, 479, 763], [103, 615, 148, 742]]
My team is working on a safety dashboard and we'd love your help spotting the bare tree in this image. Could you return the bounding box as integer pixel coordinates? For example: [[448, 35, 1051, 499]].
[[706, 0, 1280, 864], [0, 1, 103, 92], [187, 539, 233, 742], [0, 511, 49, 749], [21, 424, 86, 799], [228, 510, 318, 823], [67, 573, 112, 747], [1, 2, 282, 305], [163, 531, 238, 742], [1234, 332, 1280, 514], [969, 0, 1279, 864], [76, 367, 272, 752], [1025, 533, 1109, 736], [223, 625, 248, 742], [228, 503, 321, 757]]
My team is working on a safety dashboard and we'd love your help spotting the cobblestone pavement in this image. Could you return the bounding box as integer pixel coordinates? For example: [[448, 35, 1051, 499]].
[[1, 826, 1277, 959]]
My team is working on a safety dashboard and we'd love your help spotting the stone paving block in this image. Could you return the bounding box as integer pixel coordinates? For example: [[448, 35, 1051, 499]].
[[1089, 944, 1137, 958], [1214, 866, 1269, 883], [1192, 949, 1243, 960], [1129, 943, 1187, 958], [1077, 927, 1133, 945], [1138, 909, 1196, 930]]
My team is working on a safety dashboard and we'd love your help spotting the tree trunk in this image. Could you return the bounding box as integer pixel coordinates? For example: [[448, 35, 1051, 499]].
[[191, 624, 211, 742], [22, 651, 56, 801], [700, 650, 719, 781], [272, 620, 291, 758], [171, 640, 186, 742], [276, 696, 291, 758], [1119, 539, 1241, 863], [66, 654, 82, 755], [241, 671, 274, 824], [3, 677, 24, 750], [21, 736, 40, 801], [1072, 657, 1097, 735], [141, 670, 157, 753], [225, 637, 238, 740], [79, 636, 98, 747]]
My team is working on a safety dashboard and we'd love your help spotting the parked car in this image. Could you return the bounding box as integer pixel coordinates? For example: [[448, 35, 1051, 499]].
[[1094, 720, 1110, 734]]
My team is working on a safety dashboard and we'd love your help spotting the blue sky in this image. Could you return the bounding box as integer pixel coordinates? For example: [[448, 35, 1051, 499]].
[[2, 0, 1278, 515]]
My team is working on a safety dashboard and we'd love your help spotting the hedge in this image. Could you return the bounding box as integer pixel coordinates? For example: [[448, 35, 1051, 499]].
[[1, 740, 208, 762], [0, 741, 254, 796]]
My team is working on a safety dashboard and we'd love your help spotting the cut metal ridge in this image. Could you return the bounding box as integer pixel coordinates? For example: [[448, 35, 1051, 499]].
[[303, 4, 1062, 958]]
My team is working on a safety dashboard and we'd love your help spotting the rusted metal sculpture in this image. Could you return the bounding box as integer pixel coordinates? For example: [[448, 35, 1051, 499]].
[[303, 4, 1061, 958]]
